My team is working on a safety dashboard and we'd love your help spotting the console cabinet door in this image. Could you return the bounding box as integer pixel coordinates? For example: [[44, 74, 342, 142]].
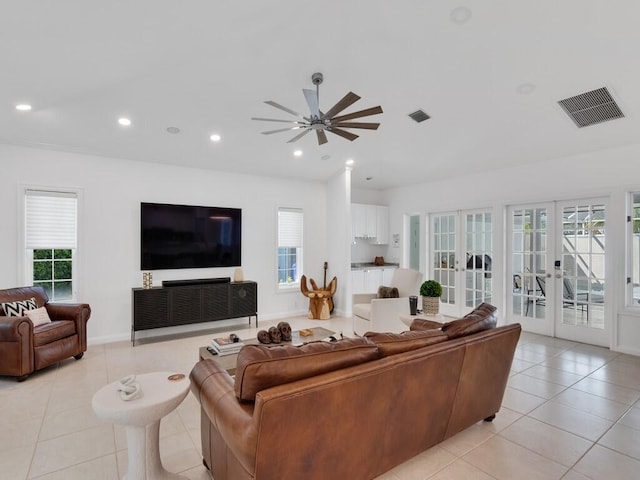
[[230, 282, 257, 317], [133, 289, 170, 330], [202, 284, 230, 321], [170, 286, 203, 325]]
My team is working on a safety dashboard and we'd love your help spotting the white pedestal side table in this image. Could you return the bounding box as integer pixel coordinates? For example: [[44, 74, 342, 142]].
[[92, 371, 190, 480]]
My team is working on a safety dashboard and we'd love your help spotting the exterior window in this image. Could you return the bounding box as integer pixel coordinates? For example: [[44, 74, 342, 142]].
[[629, 193, 640, 306], [25, 189, 77, 301], [277, 208, 303, 288]]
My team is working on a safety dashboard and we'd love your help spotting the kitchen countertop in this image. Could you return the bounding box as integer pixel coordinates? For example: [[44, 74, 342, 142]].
[[351, 262, 399, 270]]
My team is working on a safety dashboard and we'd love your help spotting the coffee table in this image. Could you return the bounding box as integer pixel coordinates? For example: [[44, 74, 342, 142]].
[[199, 327, 335, 374]]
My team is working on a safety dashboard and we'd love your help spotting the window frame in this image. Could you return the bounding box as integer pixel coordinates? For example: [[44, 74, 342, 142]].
[[21, 186, 82, 302], [276, 207, 303, 291]]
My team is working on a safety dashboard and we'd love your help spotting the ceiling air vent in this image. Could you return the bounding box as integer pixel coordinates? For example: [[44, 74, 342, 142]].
[[558, 87, 624, 128], [408, 109, 430, 123]]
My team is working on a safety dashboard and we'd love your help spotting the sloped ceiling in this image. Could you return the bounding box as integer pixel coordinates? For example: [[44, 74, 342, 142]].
[[2, 1, 639, 190]]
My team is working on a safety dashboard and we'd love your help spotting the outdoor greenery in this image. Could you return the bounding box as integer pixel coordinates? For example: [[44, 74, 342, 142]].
[[420, 279, 442, 297], [33, 249, 73, 300]]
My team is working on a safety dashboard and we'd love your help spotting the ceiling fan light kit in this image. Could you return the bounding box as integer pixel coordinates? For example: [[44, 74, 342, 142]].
[[252, 72, 383, 145]]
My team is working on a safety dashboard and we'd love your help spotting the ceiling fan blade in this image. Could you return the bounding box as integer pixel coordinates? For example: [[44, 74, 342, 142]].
[[303, 89, 320, 118], [261, 126, 303, 135], [327, 127, 359, 141], [331, 105, 383, 123], [286, 128, 312, 143], [316, 129, 328, 145], [322, 92, 361, 120], [252, 117, 306, 124], [264, 101, 306, 120], [331, 122, 380, 130]]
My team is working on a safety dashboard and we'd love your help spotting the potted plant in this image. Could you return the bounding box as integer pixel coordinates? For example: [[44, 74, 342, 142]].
[[419, 280, 442, 315]]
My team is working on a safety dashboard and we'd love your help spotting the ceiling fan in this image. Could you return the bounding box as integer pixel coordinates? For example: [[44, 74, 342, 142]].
[[252, 72, 383, 145]]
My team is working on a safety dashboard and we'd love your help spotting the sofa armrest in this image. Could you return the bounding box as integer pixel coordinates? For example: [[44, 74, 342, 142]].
[[190, 360, 258, 474], [46, 302, 91, 350], [367, 297, 412, 333], [353, 293, 376, 305], [0, 315, 34, 376], [0, 315, 33, 342]]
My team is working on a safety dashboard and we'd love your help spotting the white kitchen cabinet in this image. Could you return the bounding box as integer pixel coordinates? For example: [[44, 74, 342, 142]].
[[352, 204, 368, 239], [352, 267, 397, 294], [371, 205, 389, 245], [363, 268, 383, 293], [382, 267, 395, 285], [365, 205, 377, 238], [352, 203, 388, 243]]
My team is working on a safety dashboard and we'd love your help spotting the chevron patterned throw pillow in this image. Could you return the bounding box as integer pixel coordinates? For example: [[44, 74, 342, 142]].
[[1, 297, 38, 317]]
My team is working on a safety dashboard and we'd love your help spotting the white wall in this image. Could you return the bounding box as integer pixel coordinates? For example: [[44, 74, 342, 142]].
[[383, 143, 640, 355], [0, 144, 328, 343], [326, 168, 352, 316]]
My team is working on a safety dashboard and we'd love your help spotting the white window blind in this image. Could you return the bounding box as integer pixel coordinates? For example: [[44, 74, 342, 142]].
[[278, 208, 303, 248], [25, 190, 77, 249]]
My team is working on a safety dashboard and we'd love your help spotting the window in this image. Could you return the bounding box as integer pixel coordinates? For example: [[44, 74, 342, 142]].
[[629, 192, 640, 306], [277, 208, 303, 288], [25, 189, 78, 301]]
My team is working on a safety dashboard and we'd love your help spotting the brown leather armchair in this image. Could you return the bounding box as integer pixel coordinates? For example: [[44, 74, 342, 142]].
[[0, 286, 91, 381]]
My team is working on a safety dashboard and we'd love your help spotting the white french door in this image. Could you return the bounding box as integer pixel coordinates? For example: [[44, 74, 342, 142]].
[[555, 200, 608, 345], [508, 204, 554, 336], [507, 199, 608, 345], [431, 210, 493, 317]]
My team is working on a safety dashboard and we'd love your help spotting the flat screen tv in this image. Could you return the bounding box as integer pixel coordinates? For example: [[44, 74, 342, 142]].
[[141, 202, 241, 270]]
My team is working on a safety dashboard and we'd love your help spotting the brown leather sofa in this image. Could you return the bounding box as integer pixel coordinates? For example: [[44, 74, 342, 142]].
[[0, 286, 91, 381], [190, 303, 520, 480]]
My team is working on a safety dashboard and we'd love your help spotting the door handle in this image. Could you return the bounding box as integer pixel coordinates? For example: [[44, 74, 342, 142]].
[[555, 273, 562, 279]]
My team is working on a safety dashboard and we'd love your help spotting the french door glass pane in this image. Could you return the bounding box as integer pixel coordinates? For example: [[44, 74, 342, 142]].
[[561, 203, 605, 328], [512, 208, 547, 319], [464, 212, 492, 308], [433, 214, 456, 305]]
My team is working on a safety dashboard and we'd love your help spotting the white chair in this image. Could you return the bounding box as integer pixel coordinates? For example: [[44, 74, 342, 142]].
[[352, 268, 423, 335]]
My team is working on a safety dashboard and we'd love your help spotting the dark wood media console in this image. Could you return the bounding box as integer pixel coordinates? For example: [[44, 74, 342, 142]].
[[131, 280, 257, 345]]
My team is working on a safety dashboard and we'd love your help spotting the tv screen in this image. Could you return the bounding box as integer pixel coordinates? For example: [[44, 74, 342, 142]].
[[141, 202, 241, 270]]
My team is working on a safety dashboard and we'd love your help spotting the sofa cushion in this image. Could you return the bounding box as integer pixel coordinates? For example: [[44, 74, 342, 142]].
[[441, 303, 497, 339], [234, 338, 379, 402], [1, 297, 37, 317], [26, 307, 52, 327], [33, 320, 76, 347], [377, 286, 399, 298], [410, 318, 444, 331], [364, 330, 448, 357]]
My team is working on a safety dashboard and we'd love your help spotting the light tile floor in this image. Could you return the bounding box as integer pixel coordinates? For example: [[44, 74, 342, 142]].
[[1, 316, 640, 479]]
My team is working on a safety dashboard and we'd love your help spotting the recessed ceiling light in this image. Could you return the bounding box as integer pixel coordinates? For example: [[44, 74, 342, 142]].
[[118, 117, 132, 126], [293, 150, 303, 157], [516, 83, 536, 95], [15, 104, 32, 111], [210, 134, 221, 142], [346, 159, 355, 166], [166, 126, 181, 134], [450, 6, 472, 24]]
